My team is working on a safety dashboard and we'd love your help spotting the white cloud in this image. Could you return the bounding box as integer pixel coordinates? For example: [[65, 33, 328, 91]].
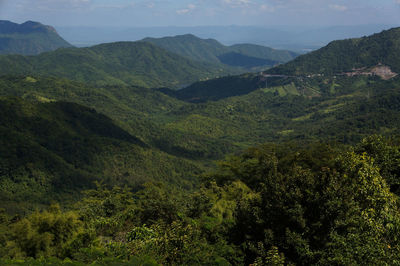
[[176, 3, 196, 15], [260, 4, 275, 12], [329, 4, 348, 11], [222, 0, 252, 8], [176, 8, 190, 14]]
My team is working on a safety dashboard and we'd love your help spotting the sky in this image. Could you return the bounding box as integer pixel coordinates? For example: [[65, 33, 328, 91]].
[[0, 0, 399, 27]]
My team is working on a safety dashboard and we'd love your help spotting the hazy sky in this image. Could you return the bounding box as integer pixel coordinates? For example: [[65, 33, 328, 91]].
[[0, 0, 399, 27]]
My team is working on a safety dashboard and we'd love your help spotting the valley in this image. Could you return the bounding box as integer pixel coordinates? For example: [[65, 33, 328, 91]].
[[0, 18, 400, 265]]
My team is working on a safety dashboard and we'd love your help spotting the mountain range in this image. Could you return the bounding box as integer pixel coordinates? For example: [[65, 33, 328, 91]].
[[0, 20, 72, 55], [173, 27, 400, 102], [142, 34, 298, 70], [2, 20, 400, 265], [1, 24, 400, 212], [56, 24, 396, 51], [0, 41, 237, 88], [268, 27, 400, 75]]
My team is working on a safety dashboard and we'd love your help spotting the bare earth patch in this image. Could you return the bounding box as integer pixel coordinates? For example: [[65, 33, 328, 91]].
[[370, 65, 398, 80]]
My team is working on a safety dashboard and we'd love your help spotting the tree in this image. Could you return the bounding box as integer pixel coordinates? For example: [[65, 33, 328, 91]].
[[210, 144, 400, 264], [4, 204, 90, 259]]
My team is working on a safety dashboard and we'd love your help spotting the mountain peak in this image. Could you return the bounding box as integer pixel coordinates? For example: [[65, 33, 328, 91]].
[[0, 20, 72, 55], [0, 20, 60, 35]]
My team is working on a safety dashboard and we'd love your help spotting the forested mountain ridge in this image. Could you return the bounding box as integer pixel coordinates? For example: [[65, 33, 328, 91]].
[[0, 96, 203, 213], [2, 138, 400, 265], [175, 27, 400, 102], [142, 34, 298, 70], [3, 25, 400, 265], [0, 20, 72, 55], [0, 75, 237, 161], [267, 27, 400, 75], [0, 41, 238, 88]]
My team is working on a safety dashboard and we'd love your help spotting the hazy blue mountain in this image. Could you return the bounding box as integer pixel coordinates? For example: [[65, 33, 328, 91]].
[[0, 20, 72, 55], [56, 24, 396, 52], [143, 34, 227, 63]]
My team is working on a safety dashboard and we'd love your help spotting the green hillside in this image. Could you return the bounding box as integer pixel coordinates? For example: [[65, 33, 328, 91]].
[[175, 27, 400, 102], [143, 34, 227, 63], [4, 73, 400, 166], [142, 34, 298, 70], [2, 26, 400, 266], [172, 73, 262, 102], [0, 96, 206, 213], [163, 73, 400, 141], [0, 75, 238, 161], [0, 41, 235, 88], [0, 20, 72, 55], [268, 27, 400, 75]]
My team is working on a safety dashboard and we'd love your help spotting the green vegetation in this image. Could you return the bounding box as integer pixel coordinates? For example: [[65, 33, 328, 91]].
[[2, 73, 400, 217], [1, 26, 400, 265], [2, 139, 400, 265], [268, 27, 400, 75], [172, 73, 262, 102], [142, 34, 298, 70], [0, 97, 202, 214], [0, 20, 72, 55], [173, 74, 400, 144], [0, 41, 236, 89], [0, 75, 238, 161]]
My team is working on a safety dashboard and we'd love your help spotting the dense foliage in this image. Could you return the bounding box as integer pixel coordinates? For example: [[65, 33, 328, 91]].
[[268, 27, 400, 75], [0, 41, 236, 88], [2, 74, 400, 213], [1, 26, 400, 265], [171, 73, 262, 102], [0, 97, 201, 213], [2, 138, 400, 265], [142, 34, 298, 70]]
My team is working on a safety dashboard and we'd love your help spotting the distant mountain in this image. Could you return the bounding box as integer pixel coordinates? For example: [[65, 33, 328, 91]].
[[0, 20, 72, 55], [57, 24, 395, 52], [268, 27, 400, 75], [142, 34, 298, 70], [174, 27, 400, 102], [0, 41, 236, 88], [143, 34, 226, 63]]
